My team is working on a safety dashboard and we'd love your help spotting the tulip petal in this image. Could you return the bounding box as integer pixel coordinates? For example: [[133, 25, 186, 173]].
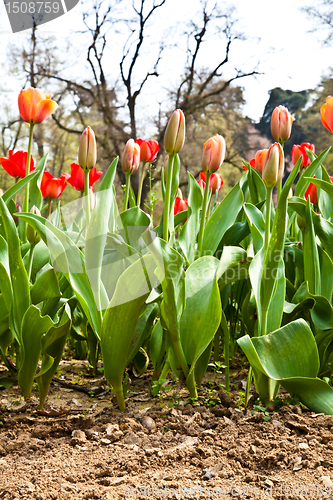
[[34, 99, 58, 124]]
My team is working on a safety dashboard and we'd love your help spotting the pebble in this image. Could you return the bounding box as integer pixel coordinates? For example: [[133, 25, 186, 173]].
[[123, 432, 142, 446], [299, 442, 309, 450], [141, 416, 156, 431], [322, 476, 333, 487], [105, 424, 123, 442], [100, 439, 111, 446], [70, 430, 86, 446]]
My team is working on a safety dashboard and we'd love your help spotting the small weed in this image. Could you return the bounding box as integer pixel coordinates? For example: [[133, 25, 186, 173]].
[[251, 404, 271, 421]]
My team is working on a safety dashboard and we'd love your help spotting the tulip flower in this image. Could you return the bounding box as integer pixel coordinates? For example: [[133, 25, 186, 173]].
[[321, 96, 333, 133], [198, 172, 223, 194], [41, 172, 68, 199], [78, 126, 97, 171], [201, 135, 226, 174], [253, 149, 268, 175], [305, 175, 333, 205], [67, 163, 102, 192], [242, 158, 255, 171], [164, 109, 185, 155], [174, 196, 188, 215], [270, 105, 294, 144], [291, 143, 315, 169], [262, 143, 285, 188], [0, 150, 35, 179], [136, 139, 159, 162], [18, 88, 58, 125], [121, 139, 140, 175]]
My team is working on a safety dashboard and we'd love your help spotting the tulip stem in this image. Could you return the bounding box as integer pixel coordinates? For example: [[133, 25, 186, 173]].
[[137, 162, 146, 207], [162, 155, 174, 242], [173, 338, 189, 380], [47, 199, 52, 218], [22, 123, 34, 242], [27, 244, 35, 283], [197, 171, 211, 258], [84, 169, 90, 227], [186, 370, 198, 399], [264, 186, 273, 253], [123, 173, 131, 212], [277, 180, 282, 202]]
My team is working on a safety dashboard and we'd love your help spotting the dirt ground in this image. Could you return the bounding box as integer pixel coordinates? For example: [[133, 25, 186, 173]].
[[1, 359, 333, 500]]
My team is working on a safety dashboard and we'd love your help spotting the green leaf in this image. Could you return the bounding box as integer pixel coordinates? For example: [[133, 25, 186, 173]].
[[101, 255, 157, 403], [148, 237, 185, 343], [243, 203, 265, 253], [180, 257, 222, 375], [36, 307, 71, 408], [217, 246, 251, 289], [202, 182, 243, 255], [29, 154, 48, 211], [294, 148, 330, 198], [30, 268, 61, 304], [303, 197, 321, 295], [0, 377, 14, 389], [238, 319, 333, 414], [150, 320, 165, 372], [85, 158, 118, 311], [17, 305, 54, 399], [18, 213, 101, 339], [178, 172, 203, 263], [126, 303, 159, 365], [0, 197, 30, 339], [2, 166, 44, 205]]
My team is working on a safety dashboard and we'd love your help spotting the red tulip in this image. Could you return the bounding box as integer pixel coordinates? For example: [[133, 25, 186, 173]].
[[78, 126, 97, 171], [242, 158, 255, 171], [67, 163, 103, 191], [305, 175, 333, 205], [201, 135, 226, 174], [198, 172, 223, 194], [41, 172, 68, 199], [174, 196, 188, 215], [18, 87, 58, 125], [321, 96, 333, 133], [136, 139, 159, 162], [0, 150, 35, 178], [291, 143, 315, 168], [271, 105, 293, 144]]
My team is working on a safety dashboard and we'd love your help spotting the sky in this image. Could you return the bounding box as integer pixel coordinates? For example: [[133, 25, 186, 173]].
[[0, 0, 332, 122]]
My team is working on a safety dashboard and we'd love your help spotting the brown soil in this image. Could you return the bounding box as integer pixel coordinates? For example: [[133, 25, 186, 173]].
[[1, 359, 333, 499]]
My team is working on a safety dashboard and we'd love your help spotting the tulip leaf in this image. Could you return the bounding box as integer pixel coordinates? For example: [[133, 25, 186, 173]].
[[260, 158, 300, 328], [85, 158, 118, 311], [101, 255, 157, 407], [318, 166, 333, 219], [148, 237, 185, 343], [17, 305, 54, 399], [29, 154, 48, 211], [179, 172, 203, 263], [18, 213, 101, 339], [126, 303, 159, 365], [0, 197, 30, 340], [179, 256, 221, 375], [303, 197, 321, 296], [1, 166, 43, 205], [36, 307, 71, 409], [150, 320, 165, 373], [217, 246, 250, 289], [202, 182, 243, 255], [30, 268, 61, 304], [244, 203, 265, 253], [238, 319, 333, 414], [294, 148, 330, 198]]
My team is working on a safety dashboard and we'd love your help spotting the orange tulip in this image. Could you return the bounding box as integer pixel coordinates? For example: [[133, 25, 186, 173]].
[[321, 96, 333, 133], [271, 105, 293, 144], [201, 135, 226, 174], [18, 87, 58, 124], [291, 142, 315, 168]]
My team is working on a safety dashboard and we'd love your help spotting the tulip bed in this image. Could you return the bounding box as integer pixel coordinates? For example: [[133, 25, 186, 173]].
[[0, 89, 333, 415]]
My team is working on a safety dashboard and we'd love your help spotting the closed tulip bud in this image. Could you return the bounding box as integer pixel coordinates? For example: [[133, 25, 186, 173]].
[[27, 205, 41, 245], [164, 109, 185, 155], [201, 134, 226, 174], [262, 143, 284, 188], [321, 96, 333, 133], [291, 143, 315, 169], [271, 105, 294, 144], [121, 139, 140, 175], [254, 149, 268, 175], [78, 127, 97, 171], [13, 203, 21, 226]]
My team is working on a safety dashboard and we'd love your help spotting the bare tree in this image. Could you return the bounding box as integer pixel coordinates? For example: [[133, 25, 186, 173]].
[[301, 0, 333, 45]]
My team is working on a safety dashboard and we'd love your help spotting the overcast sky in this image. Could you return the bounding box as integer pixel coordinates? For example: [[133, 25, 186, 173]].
[[0, 0, 332, 122]]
